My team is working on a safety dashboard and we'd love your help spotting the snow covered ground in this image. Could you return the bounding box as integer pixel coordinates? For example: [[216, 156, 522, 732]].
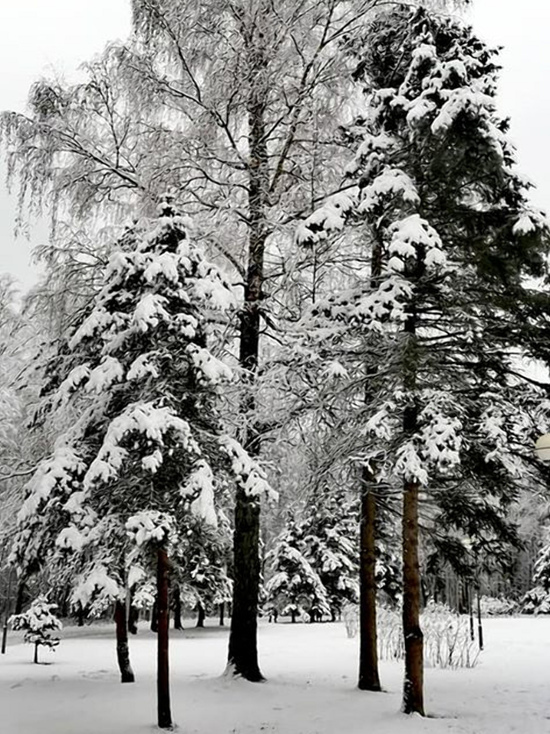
[[1, 616, 550, 733]]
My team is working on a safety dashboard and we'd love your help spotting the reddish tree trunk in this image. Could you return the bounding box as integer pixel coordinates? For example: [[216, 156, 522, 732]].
[[402, 478, 424, 715], [157, 546, 172, 729], [114, 600, 135, 683]]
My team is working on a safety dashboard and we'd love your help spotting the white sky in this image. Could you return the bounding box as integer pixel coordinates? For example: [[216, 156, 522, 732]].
[[0, 0, 549, 292]]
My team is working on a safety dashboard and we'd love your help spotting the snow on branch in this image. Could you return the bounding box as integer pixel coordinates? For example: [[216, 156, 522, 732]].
[[296, 188, 359, 246], [16, 446, 86, 524], [71, 565, 125, 610], [84, 401, 199, 487], [126, 510, 176, 547], [219, 435, 277, 501]]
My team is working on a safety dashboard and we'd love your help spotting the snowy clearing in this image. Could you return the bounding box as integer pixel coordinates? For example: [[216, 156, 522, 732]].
[[2, 616, 550, 733]]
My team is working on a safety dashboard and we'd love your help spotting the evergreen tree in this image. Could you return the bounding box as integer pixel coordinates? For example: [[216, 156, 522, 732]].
[[521, 533, 550, 614], [265, 520, 330, 623], [9, 200, 273, 728], [10, 596, 62, 664], [300, 491, 360, 620], [298, 4, 550, 713]]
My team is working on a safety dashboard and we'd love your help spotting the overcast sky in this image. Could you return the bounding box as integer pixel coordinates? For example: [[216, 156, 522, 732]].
[[0, 0, 549, 292]]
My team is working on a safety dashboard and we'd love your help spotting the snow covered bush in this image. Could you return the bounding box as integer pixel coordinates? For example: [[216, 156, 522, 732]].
[[10, 596, 62, 664], [422, 602, 479, 669], [375, 602, 478, 669]]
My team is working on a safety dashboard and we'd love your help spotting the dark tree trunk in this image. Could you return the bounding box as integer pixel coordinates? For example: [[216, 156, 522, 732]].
[[151, 600, 158, 633], [228, 487, 263, 680], [15, 581, 25, 615], [291, 610, 297, 624], [114, 600, 135, 683], [401, 253, 424, 716], [157, 546, 172, 730], [476, 586, 484, 650], [358, 233, 383, 692], [219, 602, 225, 627], [34, 641, 39, 664], [358, 471, 381, 691], [196, 605, 205, 628], [128, 604, 139, 635], [173, 587, 183, 631], [227, 18, 269, 684], [402, 477, 424, 715], [76, 604, 85, 627]]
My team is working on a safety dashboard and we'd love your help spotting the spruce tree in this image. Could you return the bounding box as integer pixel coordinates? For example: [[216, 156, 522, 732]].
[[10, 200, 273, 728], [298, 5, 550, 713]]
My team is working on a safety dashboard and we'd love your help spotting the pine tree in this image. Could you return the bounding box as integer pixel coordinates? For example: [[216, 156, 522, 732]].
[[521, 533, 550, 614], [10, 200, 273, 728], [10, 596, 62, 664], [265, 520, 330, 623], [300, 491, 360, 620], [298, 4, 550, 713]]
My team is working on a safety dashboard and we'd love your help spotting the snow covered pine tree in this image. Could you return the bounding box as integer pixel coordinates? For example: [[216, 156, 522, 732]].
[[10, 200, 274, 729], [9, 596, 62, 664], [298, 5, 550, 714]]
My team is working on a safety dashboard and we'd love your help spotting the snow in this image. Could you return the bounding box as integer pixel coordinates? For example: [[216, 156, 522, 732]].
[[2, 616, 550, 733], [219, 435, 277, 501]]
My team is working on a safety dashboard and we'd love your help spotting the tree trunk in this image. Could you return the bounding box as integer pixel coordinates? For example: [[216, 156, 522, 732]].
[[173, 587, 183, 631], [34, 641, 38, 665], [402, 477, 424, 715], [114, 600, 135, 683], [219, 603, 225, 627], [196, 605, 205, 628], [76, 603, 85, 627], [157, 546, 172, 730], [151, 599, 158, 633], [358, 232, 383, 692], [15, 581, 25, 615], [128, 604, 139, 635], [228, 486, 263, 680], [358, 472, 381, 691], [227, 17, 269, 684]]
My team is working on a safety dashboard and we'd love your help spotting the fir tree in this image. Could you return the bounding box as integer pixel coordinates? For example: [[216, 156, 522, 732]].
[[10, 596, 62, 664], [300, 491, 360, 620], [10, 200, 273, 728], [298, 4, 550, 713], [265, 520, 331, 623], [521, 534, 550, 614]]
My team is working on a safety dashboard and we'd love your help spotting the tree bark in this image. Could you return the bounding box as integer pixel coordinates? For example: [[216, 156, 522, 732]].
[[173, 586, 183, 631], [402, 477, 424, 715], [151, 599, 158, 633], [34, 641, 38, 664], [227, 13, 269, 684], [128, 604, 139, 635], [358, 232, 383, 691], [228, 486, 263, 680], [114, 600, 135, 683], [196, 604, 205, 628], [157, 546, 172, 730], [219, 602, 225, 627], [15, 581, 25, 615], [358, 471, 381, 691]]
